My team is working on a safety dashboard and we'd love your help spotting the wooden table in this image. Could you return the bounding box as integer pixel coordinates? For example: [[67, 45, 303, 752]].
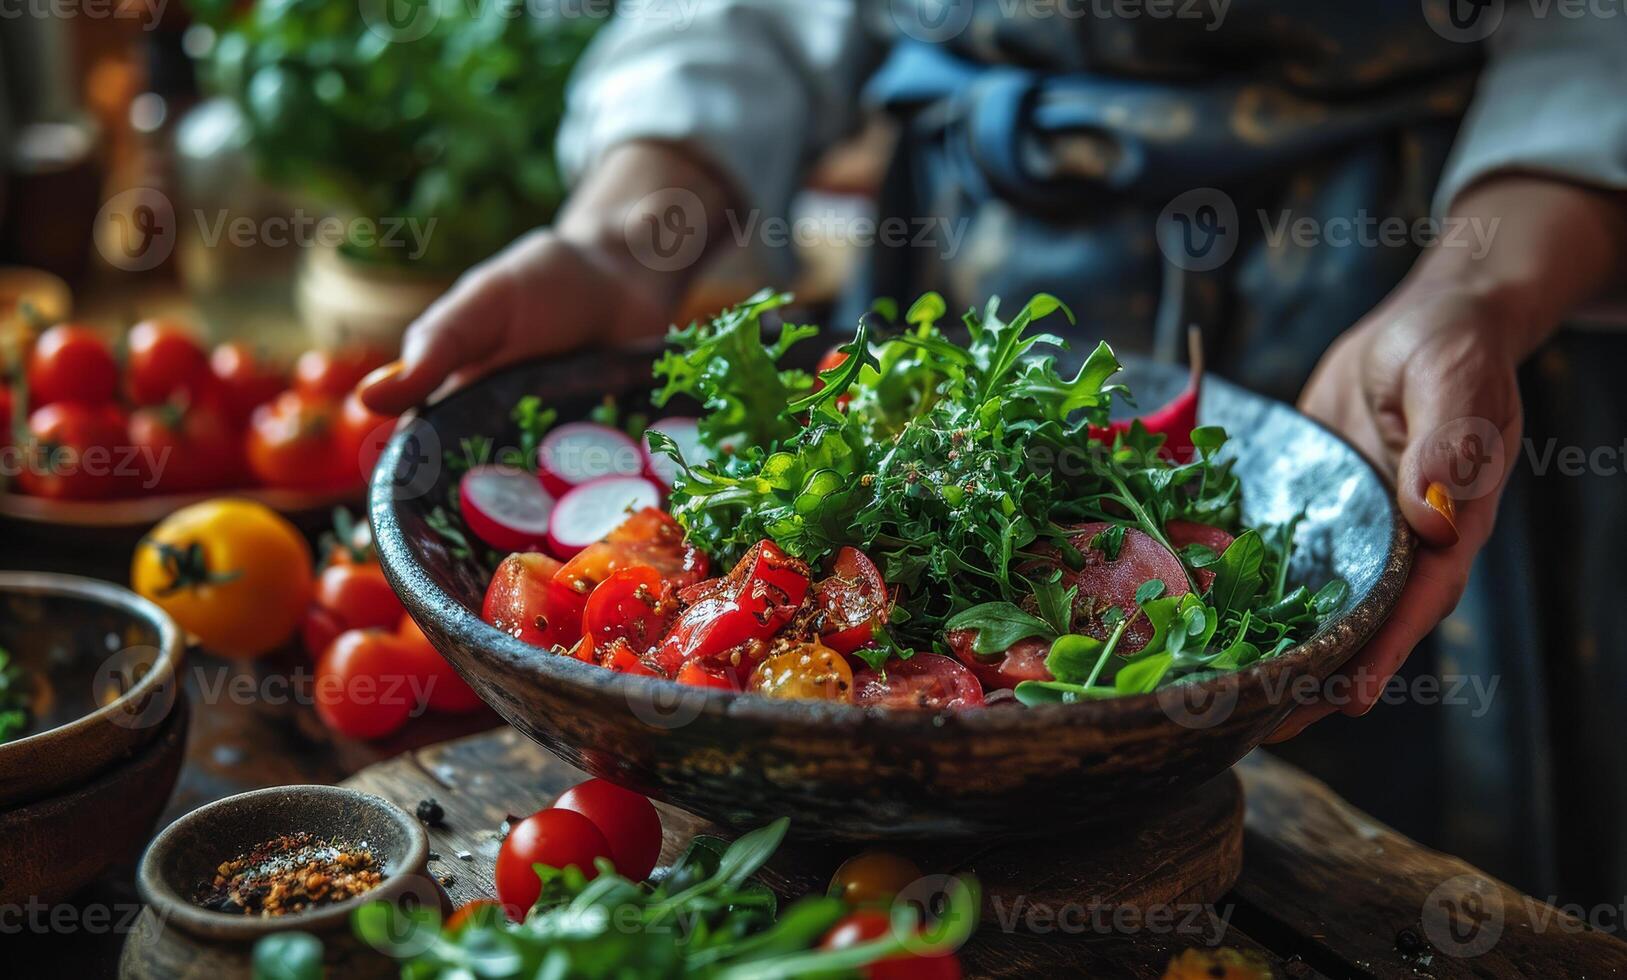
[[341, 727, 1627, 979]]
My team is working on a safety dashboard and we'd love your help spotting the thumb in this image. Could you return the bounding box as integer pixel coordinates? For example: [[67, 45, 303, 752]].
[[1392, 353, 1520, 550], [358, 272, 511, 415]]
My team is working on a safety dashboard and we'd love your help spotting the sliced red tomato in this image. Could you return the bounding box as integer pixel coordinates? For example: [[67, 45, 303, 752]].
[[483, 552, 587, 651], [581, 565, 673, 659], [814, 546, 888, 654], [946, 632, 1052, 691], [676, 659, 740, 690], [1164, 519, 1234, 593], [653, 540, 810, 676], [556, 507, 708, 593], [853, 653, 984, 710], [1056, 521, 1189, 652]]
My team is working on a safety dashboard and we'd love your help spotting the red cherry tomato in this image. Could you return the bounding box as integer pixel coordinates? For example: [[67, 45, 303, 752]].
[[397, 614, 484, 713], [127, 399, 243, 493], [820, 910, 962, 980], [483, 552, 588, 651], [315, 561, 405, 631], [495, 808, 613, 918], [245, 389, 349, 490], [815, 546, 888, 654], [654, 540, 810, 676], [582, 565, 672, 658], [556, 508, 709, 594], [0, 386, 13, 445], [812, 347, 854, 410], [335, 390, 396, 487], [945, 632, 1051, 691], [302, 605, 345, 661], [676, 659, 739, 690], [26, 324, 118, 407], [15, 402, 129, 499], [293, 347, 389, 399], [852, 654, 985, 711], [209, 341, 288, 425], [126, 319, 209, 406], [552, 778, 663, 882], [314, 629, 415, 739]]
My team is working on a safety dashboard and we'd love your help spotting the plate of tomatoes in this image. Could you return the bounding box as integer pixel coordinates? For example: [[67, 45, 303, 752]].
[[0, 319, 397, 531]]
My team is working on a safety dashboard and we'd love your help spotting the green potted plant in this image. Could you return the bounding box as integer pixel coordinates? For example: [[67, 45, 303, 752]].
[[187, 0, 604, 348]]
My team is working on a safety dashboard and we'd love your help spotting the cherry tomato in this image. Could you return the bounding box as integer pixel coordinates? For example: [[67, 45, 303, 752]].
[[397, 613, 484, 713], [820, 910, 962, 980], [655, 541, 810, 675], [316, 561, 405, 631], [126, 319, 209, 405], [676, 659, 739, 690], [245, 389, 349, 490], [335, 391, 396, 487], [15, 402, 129, 499], [26, 323, 118, 406], [444, 899, 503, 933], [552, 778, 663, 882], [209, 341, 288, 425], [483, 552, 587, 651], [830, 850, 924, 906], [598, 638, 660, 675], [748, 641, 854, 702], [495, 808, 613, 918], [852, 654, 984, 711], [302, 605, 345, 661], [314, 629, 415, 739], [812, 347, 854, 410], [0, 386, 13, 446], [557, 508, 709, 594], [945, 632, 1051, 691], [127, 399, 243, 493], [582, 565, 672, 658], [815, 547, 888, 654], [293, 347, 389, 399]]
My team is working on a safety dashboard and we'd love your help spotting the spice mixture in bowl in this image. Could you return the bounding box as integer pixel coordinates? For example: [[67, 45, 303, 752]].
[[193, 831, 385, 917]]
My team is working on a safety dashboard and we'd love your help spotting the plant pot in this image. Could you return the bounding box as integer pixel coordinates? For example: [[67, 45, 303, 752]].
[[296, 242, 453, 353]]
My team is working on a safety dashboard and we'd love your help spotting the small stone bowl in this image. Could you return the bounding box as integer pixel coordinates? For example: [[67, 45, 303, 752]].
[[124, 785, 435, 980]]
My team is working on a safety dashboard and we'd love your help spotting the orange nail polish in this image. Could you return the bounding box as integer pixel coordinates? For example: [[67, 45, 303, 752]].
[[1425, 482, 1458, 539], [361, 360, 405, 390]]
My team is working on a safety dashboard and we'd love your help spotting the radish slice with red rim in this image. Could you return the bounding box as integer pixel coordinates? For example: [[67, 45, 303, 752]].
[[459, 465, 555, 552], [642, 417, 711, 487], [537, 422, 644, 497], [546, 475, 664, 558]]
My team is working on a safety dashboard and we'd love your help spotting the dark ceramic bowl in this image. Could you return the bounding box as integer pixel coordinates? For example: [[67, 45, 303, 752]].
[[0, 572, 185, 806], [370, 350, 1413, 840]]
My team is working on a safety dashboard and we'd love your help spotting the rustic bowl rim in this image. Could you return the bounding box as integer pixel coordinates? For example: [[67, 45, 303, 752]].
[[0, 571, 185, 757], [136, 784, 430, 941], [371, 353, 1415, 735]]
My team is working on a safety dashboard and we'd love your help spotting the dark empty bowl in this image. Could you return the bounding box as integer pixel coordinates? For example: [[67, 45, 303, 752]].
[[370, 349, 1413, 839], [0, 572, 185, 807]]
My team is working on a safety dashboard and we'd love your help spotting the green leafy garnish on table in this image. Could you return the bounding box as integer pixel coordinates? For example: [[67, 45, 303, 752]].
[[352, 818, 979, 978], [0, 646, 31, 744], [650, 289, 1347, 697]]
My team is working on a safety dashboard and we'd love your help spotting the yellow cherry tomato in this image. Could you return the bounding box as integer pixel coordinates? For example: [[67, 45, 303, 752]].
[[132, 498, 314, 658], [747, 641, 854, 702], [828, 850, 924, 906]]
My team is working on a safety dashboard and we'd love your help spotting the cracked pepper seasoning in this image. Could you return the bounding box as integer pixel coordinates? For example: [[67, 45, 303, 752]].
[[194, 832, 384, 916]]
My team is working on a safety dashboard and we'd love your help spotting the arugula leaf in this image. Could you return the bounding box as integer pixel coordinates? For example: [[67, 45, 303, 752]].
[[944, 602, 1054, 654], [1032, 578, 1078, 636], [1208, 530, 1265, 619]]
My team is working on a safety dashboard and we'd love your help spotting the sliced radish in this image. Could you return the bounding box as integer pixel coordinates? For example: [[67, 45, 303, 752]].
[[537, 422, 645, 497], [642, 416, 713, 487], [546, 475, 664, 558], [459, 465, 556, 552]]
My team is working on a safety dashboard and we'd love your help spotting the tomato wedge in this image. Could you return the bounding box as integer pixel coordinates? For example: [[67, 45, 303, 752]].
[[853, 653, 984, 710], [581, 565, 673, 662], [813, 546, 888, 654], [945, 631, 1053, 691], [654, 540, 811, 677], [482, 552, 587, 651], [1057, 522, 1189, 652], [557, 507, 708, 593]]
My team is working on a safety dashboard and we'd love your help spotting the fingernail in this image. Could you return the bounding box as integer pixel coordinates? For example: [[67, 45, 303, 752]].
[[360, 360, 405, 391], [1425, 481, 1458, 541]]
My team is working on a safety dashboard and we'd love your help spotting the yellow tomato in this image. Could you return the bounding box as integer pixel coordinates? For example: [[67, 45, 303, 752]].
[[131, 499, 314, 658], [747, 642, 854, 702]]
